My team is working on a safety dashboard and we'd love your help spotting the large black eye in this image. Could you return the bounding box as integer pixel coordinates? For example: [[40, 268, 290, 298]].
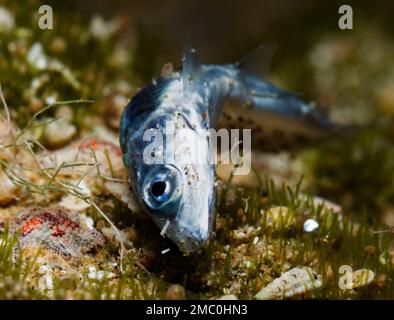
[[142, 165, 183, 214], [150, 179, 169, 201]]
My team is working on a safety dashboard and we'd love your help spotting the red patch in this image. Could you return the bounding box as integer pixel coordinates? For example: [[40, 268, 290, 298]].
[[52, 225, 65, 237], [4, 208, 106, 262], [21, 217, 43, 236]]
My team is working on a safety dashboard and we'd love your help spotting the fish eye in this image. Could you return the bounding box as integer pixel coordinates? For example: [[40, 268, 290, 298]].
[[150, 179, 169, 201], [142, 165, 183, 215]]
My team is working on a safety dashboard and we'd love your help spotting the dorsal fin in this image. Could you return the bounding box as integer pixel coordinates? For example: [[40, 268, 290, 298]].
[[182, 47, 200, 96], [236, 42, 277, 78]]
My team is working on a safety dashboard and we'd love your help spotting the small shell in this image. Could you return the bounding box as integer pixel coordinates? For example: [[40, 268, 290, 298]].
[[217, 294, 238, 300], [255, 267, 322, 300], [351, 269, 375, 289]]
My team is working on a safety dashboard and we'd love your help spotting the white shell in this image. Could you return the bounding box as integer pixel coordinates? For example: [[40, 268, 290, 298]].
[[217, 294, 238, 300], [351, 269, 375, 289], [255, 267, 322, 300]]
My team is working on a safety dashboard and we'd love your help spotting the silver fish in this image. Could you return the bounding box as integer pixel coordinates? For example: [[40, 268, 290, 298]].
[[120, 47, 336, 253]]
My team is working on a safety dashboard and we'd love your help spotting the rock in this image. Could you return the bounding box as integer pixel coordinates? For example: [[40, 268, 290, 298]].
[[255, 267, 322, 300], [2, 207, 105, 264]]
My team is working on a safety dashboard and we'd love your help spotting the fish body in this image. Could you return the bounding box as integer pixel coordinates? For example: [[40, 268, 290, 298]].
[[120, 49, 336, 253]]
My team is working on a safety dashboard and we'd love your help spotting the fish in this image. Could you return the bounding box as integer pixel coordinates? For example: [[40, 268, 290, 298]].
[[120, 46, 338, 253]]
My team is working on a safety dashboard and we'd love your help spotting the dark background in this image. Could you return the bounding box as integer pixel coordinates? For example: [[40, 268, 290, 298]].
[[66, 0, 394, 63]]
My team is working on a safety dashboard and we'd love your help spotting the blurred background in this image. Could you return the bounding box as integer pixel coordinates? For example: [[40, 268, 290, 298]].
[[68, 0, 394, 76]]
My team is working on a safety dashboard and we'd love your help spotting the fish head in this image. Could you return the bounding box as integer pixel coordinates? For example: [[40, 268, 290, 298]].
[[120, 73, 216, 253], [138, 160, 215, 253]]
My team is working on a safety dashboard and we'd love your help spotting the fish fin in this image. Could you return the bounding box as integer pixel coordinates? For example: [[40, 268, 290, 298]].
[[236, 42, 277, 78], [182, 47, 200, 96], [217, 99, 341, 152]]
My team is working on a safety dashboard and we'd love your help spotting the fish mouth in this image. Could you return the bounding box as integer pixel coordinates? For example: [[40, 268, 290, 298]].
[[151, 198, 215, 254], [166, 221, 212, 253]]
